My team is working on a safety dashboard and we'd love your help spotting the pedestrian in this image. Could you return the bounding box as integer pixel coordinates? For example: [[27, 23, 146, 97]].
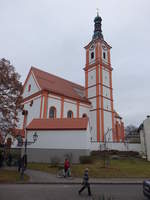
[[64, 158, 70, 177], [78, 168, 91, 196], [0, 151, 4, 167]]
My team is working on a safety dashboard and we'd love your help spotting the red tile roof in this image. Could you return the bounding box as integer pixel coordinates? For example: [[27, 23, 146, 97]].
[[31, 67, 90, 104], [26, 118, 88, 131]]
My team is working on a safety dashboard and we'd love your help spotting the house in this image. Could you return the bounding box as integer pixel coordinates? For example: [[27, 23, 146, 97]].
[[16, 13, 125, 163], [138, 116, 150, 161]]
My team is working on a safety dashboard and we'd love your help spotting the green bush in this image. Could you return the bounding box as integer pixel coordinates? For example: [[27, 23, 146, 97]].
[[79, 155, 93, 164], [50, 156, 60, 167]]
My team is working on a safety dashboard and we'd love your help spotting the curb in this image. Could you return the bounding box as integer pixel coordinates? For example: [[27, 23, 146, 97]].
[[0, 181, 143, 185]]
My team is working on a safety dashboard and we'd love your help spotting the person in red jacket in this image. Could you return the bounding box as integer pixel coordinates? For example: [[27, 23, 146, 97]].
[[64, 158, 70, 177]]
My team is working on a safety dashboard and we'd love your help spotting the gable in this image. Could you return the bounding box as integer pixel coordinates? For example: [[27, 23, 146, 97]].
[[23, 71, 41, 99], [31, 66, 90, 104]]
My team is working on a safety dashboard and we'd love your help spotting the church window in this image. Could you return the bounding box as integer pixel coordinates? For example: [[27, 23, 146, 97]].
[[91, 52, 94, 59], [49, 106, 56, 119], [28, 84, 31, 92], [67, 110, 73, 118], [82, 113, 87, 118], [103, 52, 106, 59]]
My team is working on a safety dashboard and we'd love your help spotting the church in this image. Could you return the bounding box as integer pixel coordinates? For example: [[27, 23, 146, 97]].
[[16, 13, 124, 163]]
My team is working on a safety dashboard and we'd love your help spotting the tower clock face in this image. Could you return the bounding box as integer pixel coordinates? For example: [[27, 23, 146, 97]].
[[102, 45, 107, 51], [90, 42, 95, 50]]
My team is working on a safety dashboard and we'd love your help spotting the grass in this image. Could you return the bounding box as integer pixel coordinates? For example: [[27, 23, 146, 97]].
[[28, 157, 150, 178], [0, 169, 29, 183]]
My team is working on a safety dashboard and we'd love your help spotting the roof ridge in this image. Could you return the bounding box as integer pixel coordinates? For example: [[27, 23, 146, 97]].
[[31, 66, 85, 89], [33, 118, 86, 121]]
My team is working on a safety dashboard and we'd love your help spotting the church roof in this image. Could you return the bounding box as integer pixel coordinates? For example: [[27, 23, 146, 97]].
[[26, 118, 88, 131], [31, 67, 90, 104]]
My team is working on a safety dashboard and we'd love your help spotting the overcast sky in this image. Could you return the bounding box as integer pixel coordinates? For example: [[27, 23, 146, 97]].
[[0, 0, 150, 127]]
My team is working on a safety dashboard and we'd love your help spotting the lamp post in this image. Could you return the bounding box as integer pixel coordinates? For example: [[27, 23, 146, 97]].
[[21, 109, 38, 179], [24, 132, 38, 155]]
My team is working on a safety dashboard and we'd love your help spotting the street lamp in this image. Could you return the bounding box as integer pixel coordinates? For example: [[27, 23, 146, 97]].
[[24, 131, 38, 154], [21, 109, 38, 180]]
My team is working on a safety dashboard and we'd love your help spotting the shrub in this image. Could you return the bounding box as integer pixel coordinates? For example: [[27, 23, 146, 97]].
[[50, 156, 60, 167], [79, 155, 93, 164]]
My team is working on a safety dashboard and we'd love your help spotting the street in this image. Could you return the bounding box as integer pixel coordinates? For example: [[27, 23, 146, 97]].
[[0, 184, 146, 200]]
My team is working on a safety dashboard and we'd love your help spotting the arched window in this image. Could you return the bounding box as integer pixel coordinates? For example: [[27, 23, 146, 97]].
[[67, 110, 73, 118], [82, 113, 87, 118], [49, 107, 56, 119], [91, 52, 94, 59]]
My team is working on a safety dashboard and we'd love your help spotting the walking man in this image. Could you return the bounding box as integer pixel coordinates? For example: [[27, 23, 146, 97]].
[[78, 168, 91, 196]]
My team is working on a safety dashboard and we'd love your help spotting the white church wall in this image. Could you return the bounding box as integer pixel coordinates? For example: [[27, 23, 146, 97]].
[[102, 69, 110, 87], [27, 129, 91, 150], [89, 98, 96, 110], [103, 111, 113, 141], [79, 103, 90, 118], [103, 99, 111, 111], [88, 68, 96, 87], [90, 110, 97, 141], [24, 96, 41, 126], [47, 95, 61, 118], [103, 87, 110, 99], [88, 87, 96, 99], [64, 100, 77, 118], [23, 73, 40, 99]]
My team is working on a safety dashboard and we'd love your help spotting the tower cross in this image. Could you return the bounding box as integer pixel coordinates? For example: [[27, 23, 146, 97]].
[[96, 8, 99, 16]]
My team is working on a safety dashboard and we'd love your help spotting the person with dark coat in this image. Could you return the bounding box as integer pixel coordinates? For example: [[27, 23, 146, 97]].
[[78, 168, 91, 196], [0, 152, 4, 168], [7, 153, 12, 166]]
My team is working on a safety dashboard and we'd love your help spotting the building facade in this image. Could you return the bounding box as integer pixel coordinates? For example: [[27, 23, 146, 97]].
[[16, 13, 125, 163]]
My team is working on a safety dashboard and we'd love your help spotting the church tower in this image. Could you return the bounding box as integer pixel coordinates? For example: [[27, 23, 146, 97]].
[[84, 13, 115, 142]]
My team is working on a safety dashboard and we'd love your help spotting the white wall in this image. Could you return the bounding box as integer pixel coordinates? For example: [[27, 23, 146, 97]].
[[88, 68, 96, 87], [63, 100, 77, 118], [23, 73, 40, 99], [90, 142, 141, 152], [90, 110, 97, 141], [102, 69, 110, 87], [103, 87, 110, 99], [27, 128, 91, 150], [16, 110, 24, 129], [79, 103, 90, 118], [47, 95, 61, 118], [103, 111, 113, 141], [143, 118, 150, 161], [24, 96, 41, 126], [88, 87, 96, 98]]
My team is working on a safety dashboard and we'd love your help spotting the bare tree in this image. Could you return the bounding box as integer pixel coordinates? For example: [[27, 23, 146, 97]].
[[0, 58, 22, 136]]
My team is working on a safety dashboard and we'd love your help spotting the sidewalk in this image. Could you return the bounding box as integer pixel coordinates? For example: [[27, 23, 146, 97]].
[[1, 167, 146, 184], [25, 169, 145, 184]]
